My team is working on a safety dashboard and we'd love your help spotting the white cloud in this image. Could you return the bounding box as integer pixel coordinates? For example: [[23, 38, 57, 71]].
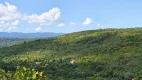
[[0, 20, 19, 31], [11, 20, 19, 25], [0, 2, 21, 31], [70, 22, 76, 25], [24, 8, 60, 25], [0, 28, 4, 31], [0, 20, 19, 26], [83, 18, 93, 25], [35, 27, 42, 32], [8, 26, 17, 31], [96, 24, 100, 26], [58, 23, 65, 27], [0, 2, 21, 21]]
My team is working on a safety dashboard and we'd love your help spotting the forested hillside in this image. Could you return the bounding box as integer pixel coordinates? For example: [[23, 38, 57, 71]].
[[0, 28, 142, 80], [0, 38, 29, 48]]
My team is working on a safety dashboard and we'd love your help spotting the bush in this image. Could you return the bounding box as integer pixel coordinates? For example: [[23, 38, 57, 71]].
[[0, 66, 47, 80]]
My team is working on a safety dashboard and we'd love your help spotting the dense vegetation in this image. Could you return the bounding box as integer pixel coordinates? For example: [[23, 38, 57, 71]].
[[0, 28, 142, 80], [0, 38, 29, 48], [0, 66, 47, 80]]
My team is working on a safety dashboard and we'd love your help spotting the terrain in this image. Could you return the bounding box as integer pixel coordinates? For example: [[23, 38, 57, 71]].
[[0, 32, 63, 38], [0, 32, 63, 48], [0, 28, 142, 80], [0, 38, 29, 48]]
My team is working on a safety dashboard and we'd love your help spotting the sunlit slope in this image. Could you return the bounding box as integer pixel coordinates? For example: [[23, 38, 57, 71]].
[[1, 28, 142, 80]]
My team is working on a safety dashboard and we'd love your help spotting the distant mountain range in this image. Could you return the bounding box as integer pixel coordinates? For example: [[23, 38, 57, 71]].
[[0, 32, 64, 38]]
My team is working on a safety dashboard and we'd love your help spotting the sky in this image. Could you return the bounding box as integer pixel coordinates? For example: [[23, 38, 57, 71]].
[[0, 0, 142, 33]]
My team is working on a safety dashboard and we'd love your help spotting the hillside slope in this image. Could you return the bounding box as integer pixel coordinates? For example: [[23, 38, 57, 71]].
[[0, 38, 30, 48], [0, 28, 142, 80]]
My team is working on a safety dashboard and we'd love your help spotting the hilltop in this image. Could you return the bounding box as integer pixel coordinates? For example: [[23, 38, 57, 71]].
[[0, 28, 142, 80]]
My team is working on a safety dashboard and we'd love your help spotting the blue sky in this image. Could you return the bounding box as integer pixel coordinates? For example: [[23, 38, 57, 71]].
[[0, 0, 142, 33]]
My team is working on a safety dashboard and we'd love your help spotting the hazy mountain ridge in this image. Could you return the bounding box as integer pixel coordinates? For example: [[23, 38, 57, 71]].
[[0, 32, 63, 38], [0, 32, 63, 48]]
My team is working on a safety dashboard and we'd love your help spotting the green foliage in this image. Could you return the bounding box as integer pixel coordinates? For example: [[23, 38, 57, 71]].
[[14, 66, 47, 80], [0, 66, 47, 80], [1, 28, 142, 79], [0, 38, 31, 48]]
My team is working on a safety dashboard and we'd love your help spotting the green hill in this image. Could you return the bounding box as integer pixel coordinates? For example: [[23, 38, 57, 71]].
[[0, 38, 30, 48], [0, 28, 142, 80]]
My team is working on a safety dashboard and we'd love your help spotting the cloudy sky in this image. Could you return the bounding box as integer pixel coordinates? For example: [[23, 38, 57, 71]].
[[0, 0, 142, 33]]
